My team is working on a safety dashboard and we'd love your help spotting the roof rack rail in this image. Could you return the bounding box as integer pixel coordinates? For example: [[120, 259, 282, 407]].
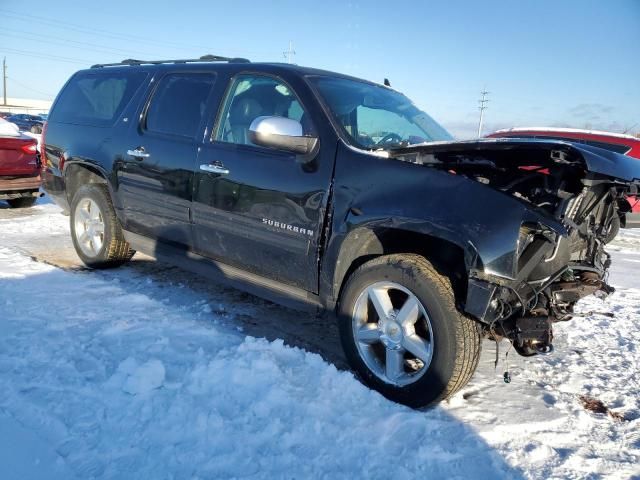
[[91, 54, 250, 68]]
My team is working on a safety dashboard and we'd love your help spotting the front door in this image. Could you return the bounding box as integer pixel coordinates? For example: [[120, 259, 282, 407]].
[[192, 73, 334, 292], [116, 72, 217, 246]]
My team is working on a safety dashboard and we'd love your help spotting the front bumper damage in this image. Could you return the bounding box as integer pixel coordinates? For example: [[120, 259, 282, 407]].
[[391, 139, 640, 356], [464, 177, 636, 354], [466, 257, 616, 356]]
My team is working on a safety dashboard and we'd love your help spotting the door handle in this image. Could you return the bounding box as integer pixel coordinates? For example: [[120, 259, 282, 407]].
[[200, 162, 230, 175], [127, 147, 150, 159]]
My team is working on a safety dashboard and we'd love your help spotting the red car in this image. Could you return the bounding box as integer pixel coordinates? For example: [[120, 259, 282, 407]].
[[0, 120, 42, 208], [487, 127, 640, 229]]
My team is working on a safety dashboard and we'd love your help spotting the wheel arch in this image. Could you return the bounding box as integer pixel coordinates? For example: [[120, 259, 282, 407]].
[[64, 162, 121, 211], [330, 226, 476, 313]]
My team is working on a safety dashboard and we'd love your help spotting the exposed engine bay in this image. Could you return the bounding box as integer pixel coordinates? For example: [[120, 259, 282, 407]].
[[391, 140, 639, 357]]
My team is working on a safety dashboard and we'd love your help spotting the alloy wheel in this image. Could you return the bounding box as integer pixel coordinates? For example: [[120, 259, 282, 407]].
[[351, 281, 434, 386], [73, 198, 105, 257]]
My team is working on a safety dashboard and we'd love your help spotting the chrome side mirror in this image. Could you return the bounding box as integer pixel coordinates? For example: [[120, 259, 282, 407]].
[[248, 116, 318, 156]]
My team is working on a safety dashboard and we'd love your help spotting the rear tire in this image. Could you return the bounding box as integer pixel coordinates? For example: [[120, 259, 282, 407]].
[[338, 254, 481, 408], [30, 125, 42, 134], [70, 184, 134, 268], [7, 197, 37, 208]]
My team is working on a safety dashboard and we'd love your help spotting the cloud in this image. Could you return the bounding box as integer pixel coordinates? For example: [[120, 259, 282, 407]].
[[439, 103, 634, 140], [550, 119, 623, 131], [443, 118, 633, 140], [567, 103, 615, 122]]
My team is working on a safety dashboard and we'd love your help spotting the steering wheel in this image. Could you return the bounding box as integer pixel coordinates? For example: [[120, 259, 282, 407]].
[[376, 132, 403, 146]]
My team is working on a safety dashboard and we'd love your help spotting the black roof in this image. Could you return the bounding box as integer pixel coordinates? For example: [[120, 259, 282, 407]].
[[90, 55, 250, 68], [87, 55, 382, 86]]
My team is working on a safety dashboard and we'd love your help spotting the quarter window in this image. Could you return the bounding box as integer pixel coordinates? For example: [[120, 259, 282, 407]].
[[145, 73, 216, 138], [49, 71, 147, 127], [215, 75, 309, 146]]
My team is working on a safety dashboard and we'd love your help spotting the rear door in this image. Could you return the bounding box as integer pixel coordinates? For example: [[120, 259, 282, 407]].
[[192, 73, 335, 292], [117, 71, 217, 246]]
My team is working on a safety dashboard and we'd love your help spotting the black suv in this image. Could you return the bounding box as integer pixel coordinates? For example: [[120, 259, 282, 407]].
[[42, 55, 640, 407]]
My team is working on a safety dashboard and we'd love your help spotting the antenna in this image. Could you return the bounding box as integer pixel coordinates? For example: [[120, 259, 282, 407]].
[[477, 89, 489, 138], [283, 41, 296, 64]]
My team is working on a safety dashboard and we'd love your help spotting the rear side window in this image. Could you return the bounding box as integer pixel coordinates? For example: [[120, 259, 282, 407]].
[[50, 71, 148, 127], [145, 73, 216, 138]]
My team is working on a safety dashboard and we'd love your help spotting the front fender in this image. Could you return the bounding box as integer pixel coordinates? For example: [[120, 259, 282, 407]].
[[321, 142, 565, 304]]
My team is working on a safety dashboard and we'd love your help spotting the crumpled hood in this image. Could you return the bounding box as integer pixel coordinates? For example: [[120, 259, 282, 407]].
[[390, 138, 640, 184]]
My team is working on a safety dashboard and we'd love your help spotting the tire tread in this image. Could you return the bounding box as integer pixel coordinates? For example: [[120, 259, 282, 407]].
[[71, 184, 134, 268], [345, 253, 481, 404]]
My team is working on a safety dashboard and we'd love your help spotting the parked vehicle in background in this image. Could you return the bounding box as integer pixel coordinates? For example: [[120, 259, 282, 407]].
[[6, 113, 45, 134], [42, 56, 640, 407], [0, 118, 42, 208], [0, 111, 12, 119], [487, 127, 640, 230]]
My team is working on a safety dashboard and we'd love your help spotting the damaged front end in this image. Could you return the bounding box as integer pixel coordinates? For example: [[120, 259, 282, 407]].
[[391, 139, 640, 356]]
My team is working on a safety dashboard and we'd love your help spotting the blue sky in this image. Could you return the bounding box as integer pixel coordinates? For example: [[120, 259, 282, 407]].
[[2, 0, 639, 138]]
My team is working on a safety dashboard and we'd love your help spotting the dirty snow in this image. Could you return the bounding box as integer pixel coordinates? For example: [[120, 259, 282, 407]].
[[0, 199, 639, 479]]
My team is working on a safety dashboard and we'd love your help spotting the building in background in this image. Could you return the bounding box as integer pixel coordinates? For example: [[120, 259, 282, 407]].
[[0, 97, 53, 115]]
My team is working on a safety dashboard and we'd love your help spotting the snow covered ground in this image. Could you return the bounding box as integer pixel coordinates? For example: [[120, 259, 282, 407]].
[[1, 199, 639, 479]]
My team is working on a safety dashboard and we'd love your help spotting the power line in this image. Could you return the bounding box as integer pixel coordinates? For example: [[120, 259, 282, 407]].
[[0, 9, 273, 57], [0, 29, 164, 59], [1, 9, 281, 60], [7, 76, 56, 98], [477, 89, 489, 138], [0, 9, 216, 52], [2, 47, 91, 65]]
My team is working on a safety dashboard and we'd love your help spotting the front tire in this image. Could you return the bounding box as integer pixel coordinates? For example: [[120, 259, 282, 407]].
[[70, 184, 135, 268], [338, 254, 481, 408]]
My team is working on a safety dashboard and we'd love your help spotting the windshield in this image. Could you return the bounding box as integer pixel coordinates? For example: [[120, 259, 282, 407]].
[[311, 76, 453, 149]]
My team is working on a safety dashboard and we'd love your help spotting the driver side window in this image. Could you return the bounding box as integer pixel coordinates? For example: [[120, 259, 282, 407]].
[[215, 74, 308, 146]]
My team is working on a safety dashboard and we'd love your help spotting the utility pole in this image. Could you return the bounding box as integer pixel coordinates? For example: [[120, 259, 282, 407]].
[[283, 41, 296, 64], [477, 89, 489, 138], [2, 57, 7, 106]]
